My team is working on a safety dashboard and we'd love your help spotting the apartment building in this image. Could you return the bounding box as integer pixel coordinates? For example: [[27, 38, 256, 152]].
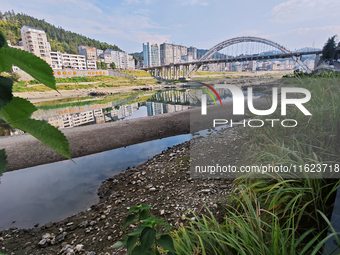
[[187, 46, 197, 60], [50, 51, 87, 70], [87, 60, 97, 70], [99, 53, 112, 64], [160, 43, 188, 65], [96, 49, 103, 56], [78, 45, 97, 60], [104, 49, 135, 70], [21, 25, 51, 65], [143, 42, 160, 67]]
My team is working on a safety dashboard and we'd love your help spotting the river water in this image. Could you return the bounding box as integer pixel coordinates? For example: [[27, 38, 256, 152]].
[[0, 134, 190, 230]]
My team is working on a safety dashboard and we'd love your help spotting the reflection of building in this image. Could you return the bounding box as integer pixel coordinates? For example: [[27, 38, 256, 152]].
[[72, 111, 95, 126], [150, 90, 190, 104], [146, 102, 189, 116], [95, 115, 105, 124], [47, 116, 64, 128], [110, 103, 138, 119]]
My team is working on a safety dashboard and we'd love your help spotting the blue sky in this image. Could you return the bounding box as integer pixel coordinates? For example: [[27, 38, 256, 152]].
[[2, 0, 340, 53]]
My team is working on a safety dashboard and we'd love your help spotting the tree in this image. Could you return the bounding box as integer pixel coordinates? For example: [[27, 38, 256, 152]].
[[0, 31, 70, 174], [100, 62, 107, 69], [61, 42, 70, 53], [110, 62, 116, 69], [10, 72, 20, 82], [322, 35, 337, 61]]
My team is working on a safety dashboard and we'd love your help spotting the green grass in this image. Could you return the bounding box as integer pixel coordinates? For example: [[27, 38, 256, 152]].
[[35, 91, 148, 110], [118, 70, 153, 77], [13, 75, 159, 92], [171, 76, 340, 255]]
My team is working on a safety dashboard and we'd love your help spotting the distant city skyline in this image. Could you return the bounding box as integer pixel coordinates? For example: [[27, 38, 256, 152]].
[[2, 0, 340, 53]]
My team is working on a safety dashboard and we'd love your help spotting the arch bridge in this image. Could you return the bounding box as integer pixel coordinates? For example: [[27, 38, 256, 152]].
[[142, 36, 321, 79]]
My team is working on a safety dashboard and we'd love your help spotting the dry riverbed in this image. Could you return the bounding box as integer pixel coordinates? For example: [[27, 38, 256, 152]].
[[0, 126, 246, 255]]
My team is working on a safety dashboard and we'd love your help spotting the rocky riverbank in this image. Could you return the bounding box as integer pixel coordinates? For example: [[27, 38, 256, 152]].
[[0, 126, 246, 255]]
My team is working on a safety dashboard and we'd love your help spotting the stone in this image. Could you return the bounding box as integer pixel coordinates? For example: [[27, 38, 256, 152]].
[[75, 244, 84, 252], [38, 239, 47, 246], [42, 233, 51, 239]]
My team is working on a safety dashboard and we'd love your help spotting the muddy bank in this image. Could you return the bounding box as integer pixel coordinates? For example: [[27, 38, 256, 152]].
[[0, 126, 246, 255]]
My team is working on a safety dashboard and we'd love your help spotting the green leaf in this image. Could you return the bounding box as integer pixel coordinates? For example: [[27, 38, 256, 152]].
[[131, 245, 143, 255], [127, 235, 138, 255], [10, 119, 70, 159], [0, 77, 13, 110], [139, 209, 149, 220], [0, 47, 56, 90], [140, 227, 156, 253], [0, 97, 70, 159], [123, 214, 136, 229], [128, 205, 142, 213], [157, 235, 175, 253], [0, 149, 7, 176], [128, 225, 146, 236], [112, 241, 124, 249], [0, 31, 7, 49], [0, 97, 36, 121]]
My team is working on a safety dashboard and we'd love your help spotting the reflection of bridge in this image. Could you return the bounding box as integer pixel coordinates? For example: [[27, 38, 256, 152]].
[[142, 36, 321, 79]]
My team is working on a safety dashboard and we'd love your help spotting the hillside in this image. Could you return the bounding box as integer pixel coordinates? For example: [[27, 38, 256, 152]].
[[0, 10, 121, 54]]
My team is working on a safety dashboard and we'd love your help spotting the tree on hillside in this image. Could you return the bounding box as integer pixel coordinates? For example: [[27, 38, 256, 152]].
[[322, 35, 337, 62], [110, 62, 116, 69], [0, 11, 122, 53]]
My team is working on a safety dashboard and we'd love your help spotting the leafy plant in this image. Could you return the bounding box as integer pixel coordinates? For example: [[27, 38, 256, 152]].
[[0, 31, 70, 174], [114, 205, 177, 255]]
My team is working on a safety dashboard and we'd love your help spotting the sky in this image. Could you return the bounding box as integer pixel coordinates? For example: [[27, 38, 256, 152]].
[[1, 0, 340, 53]]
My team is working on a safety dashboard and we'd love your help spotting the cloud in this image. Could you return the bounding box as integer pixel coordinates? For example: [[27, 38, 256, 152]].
[[122, 0, 153, 4], [262, 25, 340, 49], [178, 0, 210, 6], [270, 0, 340, 23]]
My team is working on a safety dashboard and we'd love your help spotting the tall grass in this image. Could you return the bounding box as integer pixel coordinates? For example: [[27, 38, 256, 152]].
[[172, 76, 340, 254], [246, 75, 340, 168]]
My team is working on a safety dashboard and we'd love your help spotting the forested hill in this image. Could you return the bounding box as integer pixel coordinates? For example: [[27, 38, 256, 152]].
[[0, 10, 121, 54]]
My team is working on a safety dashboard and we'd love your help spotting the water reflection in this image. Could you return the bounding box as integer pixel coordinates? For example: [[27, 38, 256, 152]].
[[0, 134, 190, 230]]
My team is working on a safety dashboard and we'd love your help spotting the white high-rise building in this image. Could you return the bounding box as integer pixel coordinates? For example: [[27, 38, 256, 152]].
[[21, 25, 51, 65], [104, 49, 135, 70], [143, 42, 160, 67], [160, 43, 188, 65]]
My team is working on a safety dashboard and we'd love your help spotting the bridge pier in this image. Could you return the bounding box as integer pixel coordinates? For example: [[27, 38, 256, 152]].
[[314, 54, 320, 71]]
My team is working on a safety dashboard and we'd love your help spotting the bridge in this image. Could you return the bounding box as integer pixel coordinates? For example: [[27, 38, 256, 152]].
[[142, 36, 322, 79]]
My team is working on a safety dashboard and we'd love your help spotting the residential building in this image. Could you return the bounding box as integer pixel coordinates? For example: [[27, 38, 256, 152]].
[[143, 42, 160, 67], [78, 45, 97, 60], [50, 51, 87, 70], [21, 25, 51, 65], [128, 55, 135, 70], [160, 43, 188, 65], [187, 46, 197, 60], [99, 53, 112, 64], [104, 49, 134, 69], [87, 60, 97, 70], [96, 49, 103, 56]]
